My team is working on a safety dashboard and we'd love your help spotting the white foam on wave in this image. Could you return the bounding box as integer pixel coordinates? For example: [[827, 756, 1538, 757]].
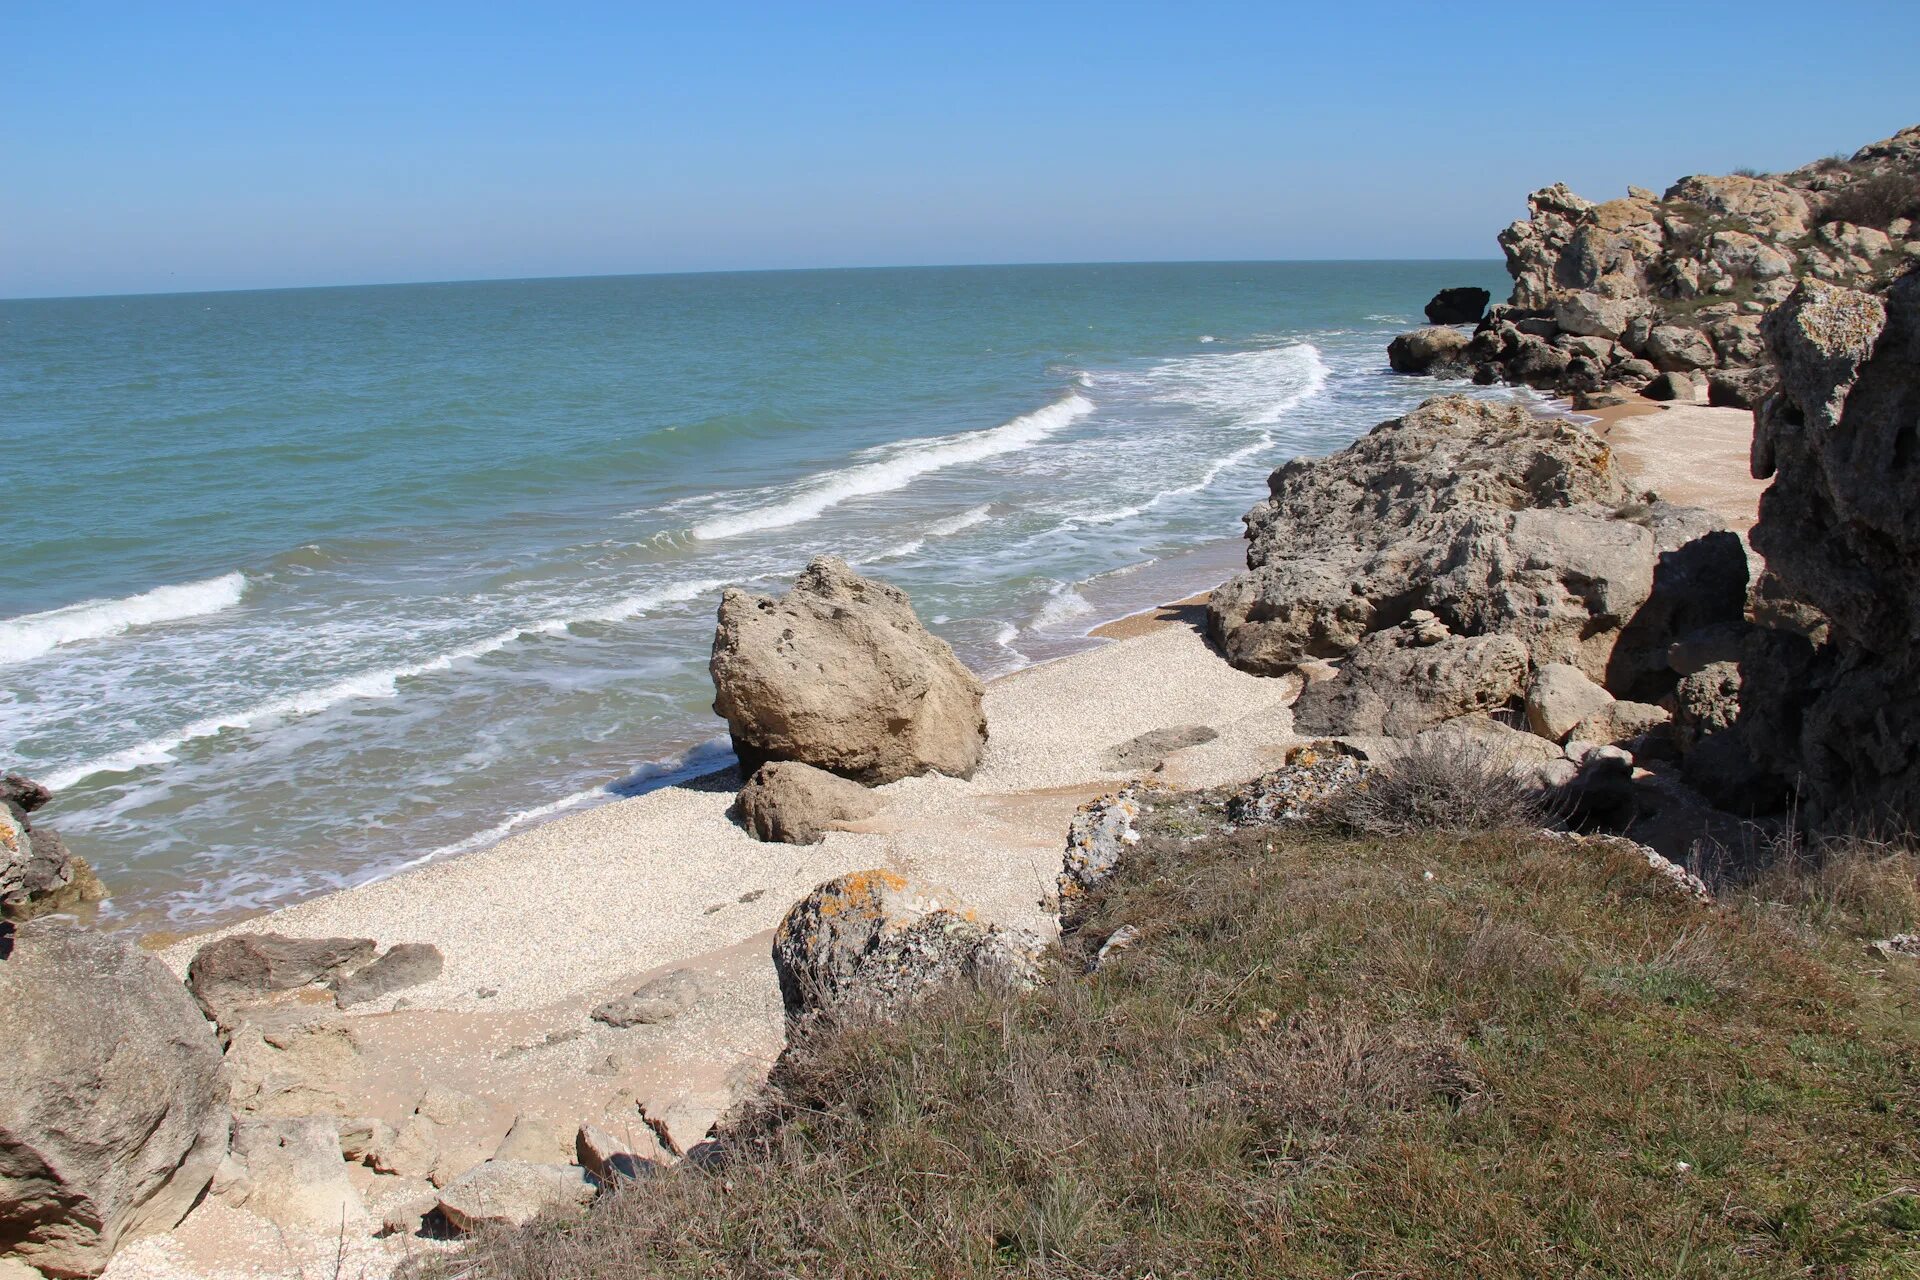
[[1032, 582, 1095, 631], [868, 503, 997, 562], [1137, 342, 1331, 427], [43, 577, 730, 791], [0, 572, 248, 666], [690, 394, 1092, 541]]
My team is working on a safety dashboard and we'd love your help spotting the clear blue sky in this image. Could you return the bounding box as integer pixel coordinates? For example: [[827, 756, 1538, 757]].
[[5, 1, 1915, 298]]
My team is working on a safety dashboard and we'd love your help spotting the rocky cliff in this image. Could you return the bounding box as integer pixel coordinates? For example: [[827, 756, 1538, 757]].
[[1390, 126, 1920, 408], [1739, 271, 1920, 832]]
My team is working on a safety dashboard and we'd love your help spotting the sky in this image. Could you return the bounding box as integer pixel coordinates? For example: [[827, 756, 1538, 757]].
[[4, 1, 1916, 298]]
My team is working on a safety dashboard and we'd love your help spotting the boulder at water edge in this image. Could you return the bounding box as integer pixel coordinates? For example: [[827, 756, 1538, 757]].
[[711, 557, 987, 784], [0, 922, 229, 1277]]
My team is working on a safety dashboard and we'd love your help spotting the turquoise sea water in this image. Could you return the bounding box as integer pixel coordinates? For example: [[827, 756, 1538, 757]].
[[1, 261, 1512, 927]]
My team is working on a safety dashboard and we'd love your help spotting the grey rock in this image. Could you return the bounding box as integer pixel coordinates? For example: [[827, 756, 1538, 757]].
[[188, 932, 376, 1028], [1641, 370, 1695, 401], [575, 1123, 663, 1182], [1424, 286, 1491, 325], [771, 871, 1044, 1019], [1646, 325, 1718, 372], [1293, 625, 1530, 739], [1209, 395, 1633, 677], [1102, 724, 1219, 772], [1387, 325, 1471, 374], [0, 922, 230, 1277], [434, 1160, 596, 1233], [1059, 786, 1145, 907], [225, 1116, 368, 1233], [591, 969, 703, 1028], [331, 942, 443, 1008], [1744, 272, 1920, 829], [1525, 663, 1613, 743]]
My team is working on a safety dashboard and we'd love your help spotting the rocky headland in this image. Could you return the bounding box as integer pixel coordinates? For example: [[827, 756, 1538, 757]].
[[1387, 126, 1919, 410]]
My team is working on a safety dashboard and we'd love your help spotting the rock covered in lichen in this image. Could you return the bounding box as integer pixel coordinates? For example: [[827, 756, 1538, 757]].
[[1224, 744, 1371, 826], [771, 870, 1043, 1018], [1, 773, 107, 921], [1057, 786, 1147, 908]]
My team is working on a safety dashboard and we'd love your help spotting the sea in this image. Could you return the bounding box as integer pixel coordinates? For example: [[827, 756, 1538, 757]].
[[1, 261, 1516, 929]]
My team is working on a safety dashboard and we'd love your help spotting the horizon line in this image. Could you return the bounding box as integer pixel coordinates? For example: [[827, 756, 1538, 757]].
[[0, 255, 1508, 305]]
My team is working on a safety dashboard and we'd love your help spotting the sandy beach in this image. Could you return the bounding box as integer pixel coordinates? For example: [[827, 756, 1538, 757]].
[[112, 596, 1304, 1277]]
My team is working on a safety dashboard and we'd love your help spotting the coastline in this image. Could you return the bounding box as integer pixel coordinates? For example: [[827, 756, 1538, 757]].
[[106, 386, 1771, 1280]]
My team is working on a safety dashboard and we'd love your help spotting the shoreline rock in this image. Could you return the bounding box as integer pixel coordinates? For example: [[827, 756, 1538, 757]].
[[711, 556, 988, 784]]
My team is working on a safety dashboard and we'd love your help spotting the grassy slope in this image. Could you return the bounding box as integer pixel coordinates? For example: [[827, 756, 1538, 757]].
[[432, 788, 1920, 1278]]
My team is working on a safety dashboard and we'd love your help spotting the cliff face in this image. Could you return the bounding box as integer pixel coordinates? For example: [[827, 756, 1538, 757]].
[[1393, 126, 1920, 408], [1743, 271, 1920, 831]]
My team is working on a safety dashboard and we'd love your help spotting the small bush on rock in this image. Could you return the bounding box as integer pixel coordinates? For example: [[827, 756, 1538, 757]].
[[1324, 739, 1546, 836], [1820, 171, 1920, 230]]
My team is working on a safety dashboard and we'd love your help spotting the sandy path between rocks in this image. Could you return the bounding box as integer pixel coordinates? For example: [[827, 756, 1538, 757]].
[[1586, 399, 1768, 532]]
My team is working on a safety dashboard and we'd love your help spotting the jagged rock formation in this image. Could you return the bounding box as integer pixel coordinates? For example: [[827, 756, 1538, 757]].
[[2, 775, 106, 922], [1394, 126, 1919, 406], [1209, 395, 1658, 679], [1210, 392, 1757, 851], [711, 557, 988, 784], [0, 921, 230, 1277], [1741, 272, 1920, 830]]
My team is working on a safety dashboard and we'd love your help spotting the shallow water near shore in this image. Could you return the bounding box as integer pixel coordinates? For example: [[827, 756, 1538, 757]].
[[2, 260, 1514, 928]]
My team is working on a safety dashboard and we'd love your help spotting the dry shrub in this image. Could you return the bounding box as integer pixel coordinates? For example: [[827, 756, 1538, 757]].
[[1326, 738, 1546, 837], [1820, 171, 1920, 231], [1747, 829, 1920, 939]]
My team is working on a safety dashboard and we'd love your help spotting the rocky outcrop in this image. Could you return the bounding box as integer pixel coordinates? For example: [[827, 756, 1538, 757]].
[[1392, 126, 1918, 404], [1208, 396, 1641, 679], [770, 871, 1042, 1018], [0, 922, 229, 1277], [1425, 286, 1491, 325], [734, 760, 880, 845], [711, 557, 988, 784], [1386, 326, 1470, 374], [222, 1117, 368, 1234], [1742, 271, 1920, 830], [591, 969, 702, 1028], [187, 933, 376, 1030], [1, 777, 106, 923], [1291, 619, 1529, 738]]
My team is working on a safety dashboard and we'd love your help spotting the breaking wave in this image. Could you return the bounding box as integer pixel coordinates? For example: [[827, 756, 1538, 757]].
[[0, 572, 248, 666], [691, 394, 1092, 540]]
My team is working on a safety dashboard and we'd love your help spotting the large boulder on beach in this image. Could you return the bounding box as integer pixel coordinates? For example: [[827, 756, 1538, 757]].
[[771, 870, 1042, 1018], [711, 557, 987, 784], [187, 932, 376, 1029], [1208, 396, 1638, 678], [735, 760, 880, 845], [0, 921, 229, 1276]]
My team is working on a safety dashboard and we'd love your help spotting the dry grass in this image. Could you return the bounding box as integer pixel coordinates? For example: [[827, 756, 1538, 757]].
[[420, 795, 1920, 1279], [1321, 737, 1548, 837], [1821, 171, 1920, 230]]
